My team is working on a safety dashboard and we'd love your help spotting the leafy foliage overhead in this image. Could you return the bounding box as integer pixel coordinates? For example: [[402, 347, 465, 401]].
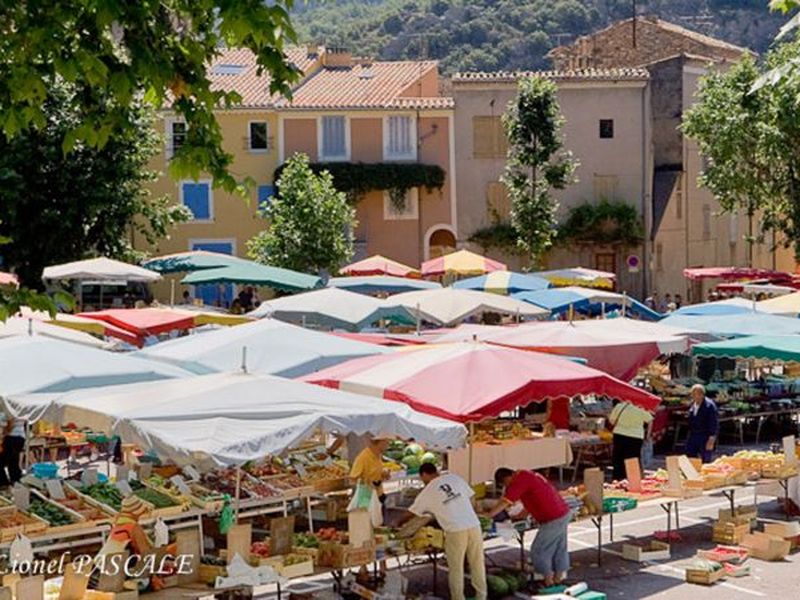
[[0, 0, 300, 194], [557, 200, 644, 246], [683, 40, 800, 258], [292, 0, 781, 74], [0, 83, 190, 289], [502, 76, 577, 266], [249, 153, 357, 275]]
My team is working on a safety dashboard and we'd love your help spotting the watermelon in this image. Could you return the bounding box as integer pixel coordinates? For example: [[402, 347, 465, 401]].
[[404, 443, 424, 456], [487, 575, 509, 598], [402, 455, 422, 469], [420, 452, 437, 465]]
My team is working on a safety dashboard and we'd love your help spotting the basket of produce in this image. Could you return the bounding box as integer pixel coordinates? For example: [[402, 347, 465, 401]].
[[278, 553, 314, 578], [697, 545, 749, 564], [198, 556, 227, 584], [685, 559, 725, 585], [70, 482, 126, 514], [48, 486, 113, 525], [27, 491, 86, 534], [301, 464, 349, 493], [130, 480, 186, 517], [0, 505, 48, 542]]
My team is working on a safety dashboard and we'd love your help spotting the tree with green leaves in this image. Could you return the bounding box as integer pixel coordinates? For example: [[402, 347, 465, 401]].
[[0, 82, 190, 288], [501, 76, 577, 266], [683, 41, 800, 260], [247, 153, 357, 276], [0, 1, 299, 195]]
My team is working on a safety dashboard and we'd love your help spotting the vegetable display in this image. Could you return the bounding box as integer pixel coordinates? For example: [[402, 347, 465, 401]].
[[28, 499, 74, 527], [130, 481, 179, 509], [81, 483, 123, 511]]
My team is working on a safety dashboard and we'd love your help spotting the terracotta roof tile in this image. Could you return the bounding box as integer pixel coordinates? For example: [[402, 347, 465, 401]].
[[451, 68, 650, 84], [208, 46, 320, 108], [276, 60, 447, 110]]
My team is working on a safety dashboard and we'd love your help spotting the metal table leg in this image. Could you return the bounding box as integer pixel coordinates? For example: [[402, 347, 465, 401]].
[[722, 488, 735, 514], [591, 515, 602, 565], [609, 512, 614, 543], [780, 479, 790, 521], [661, 503, 672, 540]]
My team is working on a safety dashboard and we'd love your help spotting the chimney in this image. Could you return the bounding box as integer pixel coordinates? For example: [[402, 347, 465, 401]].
[[322, 46, 352, 68], [306, 43, 318, 58]]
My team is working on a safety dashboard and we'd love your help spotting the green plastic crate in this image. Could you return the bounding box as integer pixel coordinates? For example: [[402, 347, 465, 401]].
[[602, 497, 638, 513]]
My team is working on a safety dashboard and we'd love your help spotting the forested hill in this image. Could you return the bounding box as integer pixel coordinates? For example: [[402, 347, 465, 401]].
[[291, 0, 783, 73]]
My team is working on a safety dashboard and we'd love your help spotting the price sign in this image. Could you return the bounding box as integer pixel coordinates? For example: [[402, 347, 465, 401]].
[[183, 465, 201, 482], [45, 479, 66, 500], [116, 465, 130, 482], [81, 469, 99, 486], [12, 484, 30, 511], [170, 475, 192, 496], [116, 480, 133, 497], [294, 463, 308, 479]]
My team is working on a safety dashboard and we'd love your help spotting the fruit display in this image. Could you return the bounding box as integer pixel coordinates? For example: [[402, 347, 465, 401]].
[[299, 464, 348, 483], [251, 541, 271, 558], [53, 489, 111, 522], [487, 571, 527, 598], [283, 553, 311, 566], [265, 474, 305, 492], [470, 422, 536, 444], [0, 506, 48, 541], [80, 483, 124, 511], [243, 459, 288, 479], [201, 469, 253, 498], [294, 532, 319, 548], [27, 499, 75, 527]]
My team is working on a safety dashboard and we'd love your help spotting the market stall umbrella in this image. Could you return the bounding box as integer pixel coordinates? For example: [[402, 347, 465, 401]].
[[532, 267, 615, 290], [328, 276, 440, 296], [660, 312, 800, 337], [683, 266, 789, 281], [181, 262, 321, 293], [77, 308, 198, 347], [16, 307, 140, 346], [757, 292, 800, 317], [0, 336, 188, 396], [692, 335, 800, 362], [141, 250, 250, 274], [0, 272, 18, 287], [434, 318, 690, 380], [5, 372, 467, 469], [453, 271, 550, 295], [387, 287, 547, 327], [0, 317, 109, 348], [330, 332, 428, 347], [672, 297, 755, 316], [421, 249, 507, 278], [42, 257, 161, 283], [339, 255, 420, 278], [513, 287, 661, 320], [248, 287, 415, 331], [135, 317, 389, 377], [306, 342, 661, 423]]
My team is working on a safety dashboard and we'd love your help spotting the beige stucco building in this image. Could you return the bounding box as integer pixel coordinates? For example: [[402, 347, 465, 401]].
[[142, 47, 455, 304], [451, 69, 652, 298]]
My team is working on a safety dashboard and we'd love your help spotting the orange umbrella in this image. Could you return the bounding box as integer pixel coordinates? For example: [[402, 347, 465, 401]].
[[340, 255, 420, 278]]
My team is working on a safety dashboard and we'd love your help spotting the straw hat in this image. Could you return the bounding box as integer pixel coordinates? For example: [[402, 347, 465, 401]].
[[120, 495, 149, 520]]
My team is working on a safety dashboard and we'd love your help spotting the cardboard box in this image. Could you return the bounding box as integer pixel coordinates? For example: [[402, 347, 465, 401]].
[[621, 540, 670, 562], [318, 541, 376, 569], [741, 532, 791, 561], [764, 522, 800, 549]]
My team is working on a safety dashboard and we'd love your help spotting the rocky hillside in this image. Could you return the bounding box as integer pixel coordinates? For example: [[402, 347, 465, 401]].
[[291, 0, 784, 73]]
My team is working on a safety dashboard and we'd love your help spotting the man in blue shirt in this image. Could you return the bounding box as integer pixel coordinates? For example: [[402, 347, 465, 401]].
[[686, 384, 718, 463]]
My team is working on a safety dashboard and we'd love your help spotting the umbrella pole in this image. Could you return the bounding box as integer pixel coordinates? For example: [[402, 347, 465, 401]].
[[99, 285, 104, 310], [568, 303, 573, 324], [235, 465, 241, 523], [601, 302, 606, 319], [468, 422, 474, 484], [170, 279, 175, 307], [415, 303, 421, 335], [622, 292, 627, 317]]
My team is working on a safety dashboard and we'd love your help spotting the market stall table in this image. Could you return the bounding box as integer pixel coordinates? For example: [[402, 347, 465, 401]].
[[447, 438, 573, 484]]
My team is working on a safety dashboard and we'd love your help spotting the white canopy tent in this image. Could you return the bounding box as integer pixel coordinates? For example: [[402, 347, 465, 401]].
[[0, 317, 109, 348], [248, 287, 415, 331], [135, 317, 389, 377], [4, 372, 468, 469], [386, 287, 547, 327], [0, 336, 189, 395], [42, 257, 161, 283]]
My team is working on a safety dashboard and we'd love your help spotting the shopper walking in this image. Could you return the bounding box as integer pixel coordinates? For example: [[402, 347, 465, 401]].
[[608, 400, 654, 480], [686, 384, 719, 463]]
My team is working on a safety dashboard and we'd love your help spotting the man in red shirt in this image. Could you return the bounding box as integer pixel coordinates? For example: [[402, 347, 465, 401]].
[[485, 468, 572, 588]]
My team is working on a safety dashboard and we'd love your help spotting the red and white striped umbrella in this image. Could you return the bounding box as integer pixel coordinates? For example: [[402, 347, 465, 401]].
[[306, 342, 660, 423]]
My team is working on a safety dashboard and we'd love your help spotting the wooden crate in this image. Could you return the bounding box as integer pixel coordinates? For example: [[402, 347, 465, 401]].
[[28, 490, 87, 535], [761, 464, 798, 479], [686, 567, 725, 585], [278, 557, 314, 578], [312, 478, 349, 494], [712, 521, 750, 545], [197, 564, 226, 584], [317, 541, 376, 569], [622, 540, 670, 562], [0, 505, 48, 542]]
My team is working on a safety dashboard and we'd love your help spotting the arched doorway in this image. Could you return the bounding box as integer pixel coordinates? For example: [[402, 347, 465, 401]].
[[426, 226, 457, 259]]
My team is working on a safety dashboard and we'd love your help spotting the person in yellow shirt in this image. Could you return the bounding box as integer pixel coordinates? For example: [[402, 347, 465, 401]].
[[608, 400, 654, 480], [350, 437, 390, 499]]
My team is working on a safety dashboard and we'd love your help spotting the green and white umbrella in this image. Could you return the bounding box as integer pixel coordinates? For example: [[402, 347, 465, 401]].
[[181, 262, 321, 293]]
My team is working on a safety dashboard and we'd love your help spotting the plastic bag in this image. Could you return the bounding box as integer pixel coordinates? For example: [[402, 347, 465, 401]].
[[347, 483, 373, 512], [10, 534, 32, 567], [154, 518, 169, 548], [368, 487, 383, 527], [218, 494, 234, 534]]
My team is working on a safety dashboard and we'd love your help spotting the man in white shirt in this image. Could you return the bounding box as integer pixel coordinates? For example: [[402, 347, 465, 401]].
[[402, 463, 486, 600]]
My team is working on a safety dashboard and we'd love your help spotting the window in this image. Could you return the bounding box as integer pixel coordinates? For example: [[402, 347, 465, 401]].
[[249, 122, 268, 152], [257, 184, 275, 206], [593, 175, 619, 201], [472, 116, 507, 159], [181, 181, 212, 221], [599, 119, 614, 139], [320, 116, 348, 160], [384, 115, 416, 160], [168, 120, 186, 157], [702, 204, 711, 240], [383, 188, 419, 220], [594, 252, 616, 274], [486, 182, 510, 221], [675, 175, 683, 220], [190, 240, 235, 307]]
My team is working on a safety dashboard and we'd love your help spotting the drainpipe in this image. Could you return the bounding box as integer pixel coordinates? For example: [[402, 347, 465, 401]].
[[641, 81, 649, 299]]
